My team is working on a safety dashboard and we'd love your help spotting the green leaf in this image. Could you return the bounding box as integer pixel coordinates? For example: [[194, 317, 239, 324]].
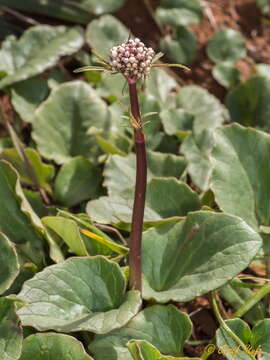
[[226, 76, 270, 129], [178, 86, 226, 191], [87, 177, 200, 227], [156, 8, 201, 27], [142, 211, 262, 302], [42, 216, 88, 256], [11, 77, 49, 123], [0, 233, 19, 294], [251, 319, 270, 357], [20, 333, 93, 360], [0, 148, 55, 193], [128, 340, 201, 360], [159, 27, 197, 65], [219, 280, 265, 325], [207, 28, 246, 64], [32, 81, 110, 164], [0, 0, 123, 23], [177, 85, 226, 150], [216, 318, 270, 360], [57, 210, 128, 256], [54, 156, 101, 207], [210, 123, 270, 231], [216, 319, 252, 360], [90, 304, 192, 360], [212, 63, 241, 88], [0, 160, 45, 266], [0, 297, 23, 360], [103, 151, 187, 196], [257, 0, 270, 13], [0, 26, 84, 89], [160, 108, 194, 138], [18, 256, 141, 333], [96, 133, 132, 156], [146, 68, 178, 107], [86, 15, 129, 58], [181, 135, 212, 192]]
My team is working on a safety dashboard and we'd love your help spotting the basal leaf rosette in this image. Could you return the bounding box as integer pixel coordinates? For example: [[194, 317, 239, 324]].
[[18, 256, 141, 334], [142, 211, 262, 303]]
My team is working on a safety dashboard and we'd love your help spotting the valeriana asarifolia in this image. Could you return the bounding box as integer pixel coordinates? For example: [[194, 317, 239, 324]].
[[75, 38, 188, 292]]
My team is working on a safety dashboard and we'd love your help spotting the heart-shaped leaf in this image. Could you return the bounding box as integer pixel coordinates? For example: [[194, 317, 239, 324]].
[[90, 304, 192, 360], [0, 25, 84, 89], [104, 151, 187, 196], [54, 156, 101, 207], [226, 76, 270, 129], [32, 81, 109, 164], [142, 211, 262, 302], [0, 233, 19, 294], [20, 333, 93, 360], [0, 297, 23, 360], [210, 123, 270, 231], [0, 148, 55, 193], [86, 15, 129, 58], [160, 27, 197, 65], [18, 256, 141, 334], [87, 177, 201, 228], [207, 28, 246, 64], [212, 63, 241, 88]]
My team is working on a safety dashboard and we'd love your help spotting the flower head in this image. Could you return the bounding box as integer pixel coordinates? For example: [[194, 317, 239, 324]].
[[74, 37, 189, 81], [109, 38, 155, 81]]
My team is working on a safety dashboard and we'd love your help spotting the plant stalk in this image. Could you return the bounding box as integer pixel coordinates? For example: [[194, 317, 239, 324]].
[[128, 80, 147, 292]]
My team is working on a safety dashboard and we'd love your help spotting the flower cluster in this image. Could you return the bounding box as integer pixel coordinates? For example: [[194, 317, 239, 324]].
[[109, 38, 155, 80]]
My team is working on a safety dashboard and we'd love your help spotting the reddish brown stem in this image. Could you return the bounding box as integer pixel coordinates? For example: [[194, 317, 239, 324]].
[[128, 81, 147, 292]]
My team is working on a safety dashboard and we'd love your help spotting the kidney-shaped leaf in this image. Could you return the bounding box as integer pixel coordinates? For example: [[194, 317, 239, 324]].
[[20, 333, 93, 360], [90, 304, 192, 360], [18, 256, 141, 334], [226, 76, 270, 130], [0, 233, 19, 295], [210, 123, 270, 231], [104, 151, 186, 196], [159, 26, 197, 65], [86, 15, 129, 58], [33, 81, 109, 164], [207, 28, 246, 64], [87, 177, 200, 227], [0, 25, 84, 89], [142, 211, 262, 303]]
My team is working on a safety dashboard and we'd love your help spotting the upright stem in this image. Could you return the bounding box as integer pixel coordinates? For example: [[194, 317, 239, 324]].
[[128, 80, 147, 291]]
